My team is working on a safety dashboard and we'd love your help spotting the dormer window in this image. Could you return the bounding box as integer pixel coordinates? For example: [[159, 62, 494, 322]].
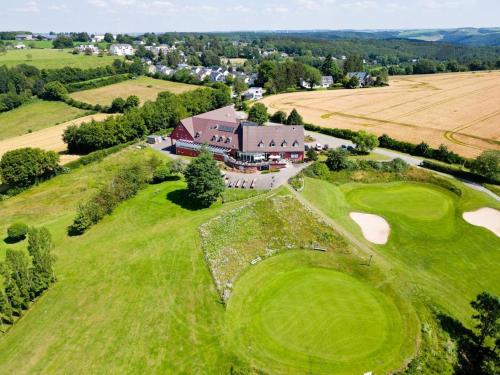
[[258, 140, 264, 147], [211, 135, 217, 141], [293, 140, 300, 147], [225, 137, 231, 143], [270, 140, 275, 147], [218, 136, 224, 142], [195, 131, 202, 138], [281, 140, 287, 147]]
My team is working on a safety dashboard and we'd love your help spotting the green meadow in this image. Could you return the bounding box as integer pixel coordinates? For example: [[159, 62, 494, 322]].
[[0, 49, 120, 69], [0, 101, 87, 140]]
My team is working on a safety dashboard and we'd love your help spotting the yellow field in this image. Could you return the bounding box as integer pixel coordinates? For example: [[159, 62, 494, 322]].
[[0, 113, 111, 164], [69, 76, 199, 106], [260, 71, 500, 158]]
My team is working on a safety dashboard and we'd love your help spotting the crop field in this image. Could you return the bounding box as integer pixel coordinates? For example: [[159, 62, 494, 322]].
[[0, 49, 119, 69], [0, 113, 111, 164], [69, 76, 199, 106], [0, 101, 87, 140], [301, 177, 500, 324], [260, 71, 500, 158]]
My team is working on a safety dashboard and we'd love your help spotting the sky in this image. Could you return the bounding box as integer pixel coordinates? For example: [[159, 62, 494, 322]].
[[0, 0, 498, 33]]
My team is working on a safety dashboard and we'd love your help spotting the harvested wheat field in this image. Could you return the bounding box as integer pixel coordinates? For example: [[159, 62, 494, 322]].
[[0, 113, 111, 164], [260, 71, 500, 158], [69, 76, 199, 106]]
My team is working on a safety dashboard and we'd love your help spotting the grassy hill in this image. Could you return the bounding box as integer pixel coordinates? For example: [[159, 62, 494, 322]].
[[0, 101, 88, 140], [0, 49, 120, 69]]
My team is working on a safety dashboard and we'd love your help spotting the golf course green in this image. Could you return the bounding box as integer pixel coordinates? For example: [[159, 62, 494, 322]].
[[225, 252, 412, 375], [302, 178, 500, 324]]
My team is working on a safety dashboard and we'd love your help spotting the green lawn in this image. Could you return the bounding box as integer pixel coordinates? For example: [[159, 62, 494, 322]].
[[0, 49, 120, 69], [301, 177, 500, 324], [0, 101, 87, 140], [225, 253, 414, 375]]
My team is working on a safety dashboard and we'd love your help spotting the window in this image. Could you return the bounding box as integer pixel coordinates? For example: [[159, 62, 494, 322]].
[[211, 135, 217, 141], [291, 153, 299, 159], [258, 140, 264, 148], [281, 140, 287, 147], [195, 132, 202, 138], [225, 137, 231, 143], [293, 140, 300, 147], [270, 140, 275, 147]]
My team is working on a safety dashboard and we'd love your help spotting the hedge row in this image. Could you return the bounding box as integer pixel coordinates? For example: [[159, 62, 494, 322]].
[[65, 74, 132, 93], [420, 160, 500, 185], [63, 97, 108, 113], [64, 142, 134, 170], [303, 123, 470, 166]]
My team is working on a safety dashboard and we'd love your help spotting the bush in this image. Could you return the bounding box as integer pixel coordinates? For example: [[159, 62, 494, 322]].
[[248, 103, 268, 125], [65, 74, 131, 93], [0, 148, 60, 188], [7, 222, 29, 242], [152, 163, 172, 183], [471, 150, 499, 181], [304, 161, 330, 179], [42, 81, 68, 101], [421, 160, 499, 185], [325, 148, 350, 171]]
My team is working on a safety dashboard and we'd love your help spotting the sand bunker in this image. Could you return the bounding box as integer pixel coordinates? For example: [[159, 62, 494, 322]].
[[350, 212, 390, 245], [463, 207, 500, 237]]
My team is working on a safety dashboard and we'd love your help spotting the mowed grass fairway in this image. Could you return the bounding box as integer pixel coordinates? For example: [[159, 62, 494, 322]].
[[69, 76, 199, 106], [225, 253, 410, 375], [0, 100, 87, 140], [260, 71, 500, 157], [301, 178, 500, 324], [0, 49, 120, 69]]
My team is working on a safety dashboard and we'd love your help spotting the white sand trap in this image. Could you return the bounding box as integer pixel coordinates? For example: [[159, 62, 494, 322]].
[[463, 207, 500, 237], [350, 212, 390, 245]]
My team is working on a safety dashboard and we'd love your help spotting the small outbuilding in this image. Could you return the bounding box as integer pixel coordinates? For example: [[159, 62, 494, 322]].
[[147, 135, 163, 144]]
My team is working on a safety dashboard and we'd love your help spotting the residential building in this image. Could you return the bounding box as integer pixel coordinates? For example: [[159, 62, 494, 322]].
[[321, 75, 334, 88], [109, 44, 134, 56], [77, 44, 99, 54], [171, 106, 304, 170], [15, 34, 33, 41], [347, 72, 373, 87], [242, 87, 263, 100], [92, 35, 105, 43]]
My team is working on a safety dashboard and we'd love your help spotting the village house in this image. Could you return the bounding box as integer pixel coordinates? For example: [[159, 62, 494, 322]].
[[77, 44, 99, 54], [242, 87, 263, 100], [300, 75, 333, 89], [15, 34, 33, 41], [347, 72, 373, 87], [109, 43, 134, 56], [170, 106, 304, 171]]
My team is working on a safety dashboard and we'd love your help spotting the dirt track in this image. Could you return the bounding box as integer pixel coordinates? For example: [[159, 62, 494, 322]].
[[260, 71, 500, 158], [0, 113, 111, 164]]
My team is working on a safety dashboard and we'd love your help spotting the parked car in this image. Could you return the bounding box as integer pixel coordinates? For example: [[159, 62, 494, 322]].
[[315, 143, 323, 151], [323, 144, 329, 150]]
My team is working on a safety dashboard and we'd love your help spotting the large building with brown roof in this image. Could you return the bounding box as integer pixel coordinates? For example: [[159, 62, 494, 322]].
[[171, 106, 304, 168]]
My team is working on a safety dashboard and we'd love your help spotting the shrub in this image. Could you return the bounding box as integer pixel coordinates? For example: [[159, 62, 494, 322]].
[[7, 222, 29, 242], [325, 148, 350, 171], [248, 103, 269, 125], [42, 81, 68, 101], [152, 163, 172, 183], [306, 147, 318, 161], [304, 161, 330, 179], [471, 150, 499, 181]]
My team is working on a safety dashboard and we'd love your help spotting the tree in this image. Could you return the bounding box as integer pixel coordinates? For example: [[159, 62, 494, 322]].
[[232, 77, 248, 97], [0, 290, 13, 327], [4, 249, 31, 310], [287, 108, 303, 125], [124, 95, 140, 110], [471, 292, 499, 345], [27, 227, 56, 297], [306, 148, 318, 161], [0, 148, 60, 188], [104, 33, 114, 43], [413, 59, 437, 74], [183, 150, 225, 207], [7, 222, 29, 243], [169, 159, 186, 174], [472, 151, 499, 181], [321, 54, 343, 82], [110, 97, 126, 113], [352, 131, 379, 153], [52, 35, 74, 49], [344, 75, 359, 89], [343, 55, 364, 75], [302, 65, 322, 90], [128, 61, 144, 75], [270, 111, 287, 124], [42, 81, 68, 101], [326, 148, 350, 171], [248, 103, 268, 125]]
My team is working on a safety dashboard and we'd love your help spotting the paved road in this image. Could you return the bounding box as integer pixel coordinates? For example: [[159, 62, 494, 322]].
[[306, 131, 500, 201]]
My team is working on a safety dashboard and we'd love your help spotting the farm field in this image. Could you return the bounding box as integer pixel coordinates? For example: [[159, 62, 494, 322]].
[[0, 112, 110, 164], [0, 48, 119, 69], [69, 76, 199, 106], [301, 177, 500, 324], [260, 71, 500, 158], [0, 101, 87, 140]]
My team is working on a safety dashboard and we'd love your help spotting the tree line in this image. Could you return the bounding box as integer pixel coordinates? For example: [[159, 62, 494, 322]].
[[0, 226, 56, 331], [63, 83, 231, 154]]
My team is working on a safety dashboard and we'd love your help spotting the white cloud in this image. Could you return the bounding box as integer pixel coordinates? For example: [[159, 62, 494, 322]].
[[265, 5, 289, 14], [227, 5, 251, 13], [48, 3, 68, 11], [87, 0, 108, 7], [113, 0, 136, 5], [9, 0, 40, 13]]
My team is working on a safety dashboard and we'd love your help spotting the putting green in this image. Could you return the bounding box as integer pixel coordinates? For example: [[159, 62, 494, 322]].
[[225, 254, 409, 374]]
